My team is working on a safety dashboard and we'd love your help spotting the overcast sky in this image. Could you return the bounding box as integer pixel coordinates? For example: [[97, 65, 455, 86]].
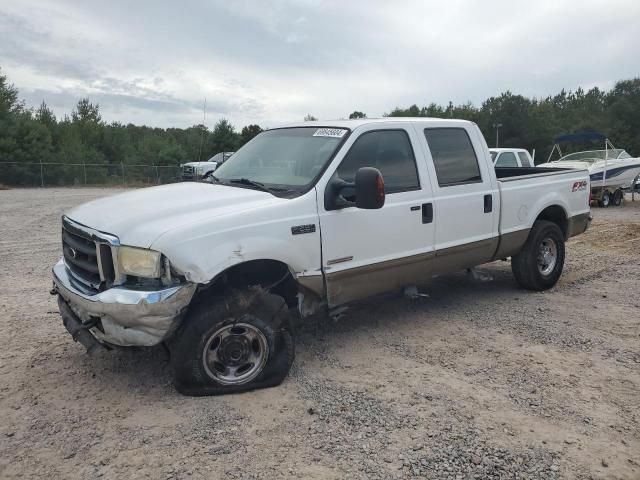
[[1, 0, 639, 129]]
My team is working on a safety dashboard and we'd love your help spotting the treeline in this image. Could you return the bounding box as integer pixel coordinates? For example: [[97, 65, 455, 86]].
[[0, 67, 263, 186], [384, 78, 640, 163], [1, 64, 639, 186]]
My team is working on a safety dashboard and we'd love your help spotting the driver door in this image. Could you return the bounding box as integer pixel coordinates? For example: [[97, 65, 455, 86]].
[[317, 125, 435, 307]]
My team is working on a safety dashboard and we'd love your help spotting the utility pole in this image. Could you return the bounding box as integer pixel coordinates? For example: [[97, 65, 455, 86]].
[[493, 123, 503, 148], [197, 98, 207, 162]]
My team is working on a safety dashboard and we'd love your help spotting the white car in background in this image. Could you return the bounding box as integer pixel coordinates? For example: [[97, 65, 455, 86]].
[[180, 151, 235, 181], [490, 148, 535, 167]]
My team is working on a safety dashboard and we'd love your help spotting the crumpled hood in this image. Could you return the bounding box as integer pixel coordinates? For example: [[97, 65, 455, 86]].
[[66, 182, 280, 248]]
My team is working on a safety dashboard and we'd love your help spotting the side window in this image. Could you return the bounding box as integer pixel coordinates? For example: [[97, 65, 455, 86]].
[[423, 128, 482, 187], [517, 152, 532, 167], [495, 152, 518, 167], [337, 130, 420, 193]]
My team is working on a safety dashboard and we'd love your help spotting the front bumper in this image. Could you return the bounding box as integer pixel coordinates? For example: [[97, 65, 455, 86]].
[[52, 260, 196, 348]]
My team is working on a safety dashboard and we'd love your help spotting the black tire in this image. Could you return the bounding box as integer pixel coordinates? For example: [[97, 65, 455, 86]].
[[612, 189, 623, 206], [597, 190, 610, 208], [511, 220, 565, 291], [169, 287, 294, 396]]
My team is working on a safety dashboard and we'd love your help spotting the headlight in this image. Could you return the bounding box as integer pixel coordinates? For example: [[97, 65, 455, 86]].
[[118, 246, 162, 278]]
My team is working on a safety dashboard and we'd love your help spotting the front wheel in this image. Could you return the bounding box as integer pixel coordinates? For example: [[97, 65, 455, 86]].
[[169, 288, 294, 396], [511, 220, 565, 291]]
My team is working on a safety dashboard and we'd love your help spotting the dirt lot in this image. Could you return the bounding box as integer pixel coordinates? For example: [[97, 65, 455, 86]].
[[0, 188, 639, 479]]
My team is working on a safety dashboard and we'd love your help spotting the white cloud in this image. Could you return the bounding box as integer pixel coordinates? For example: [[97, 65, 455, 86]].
[[1, 0, 638, 128]]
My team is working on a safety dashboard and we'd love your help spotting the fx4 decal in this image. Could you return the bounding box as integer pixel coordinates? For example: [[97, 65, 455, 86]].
[[572, 180, 588, 192]]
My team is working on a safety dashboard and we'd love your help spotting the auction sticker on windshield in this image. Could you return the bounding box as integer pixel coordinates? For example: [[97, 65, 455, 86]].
[[313, 128, 348, 138]]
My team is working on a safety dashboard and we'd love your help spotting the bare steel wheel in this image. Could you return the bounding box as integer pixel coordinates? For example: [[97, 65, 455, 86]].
[[511, 220, 565, 290], [203, 322, 269, 385], [536, 238, 558, 276], [169, 288, 295, 396]]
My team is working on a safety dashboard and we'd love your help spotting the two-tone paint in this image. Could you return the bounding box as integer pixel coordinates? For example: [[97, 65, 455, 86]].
[[55, 118, 591, 347]]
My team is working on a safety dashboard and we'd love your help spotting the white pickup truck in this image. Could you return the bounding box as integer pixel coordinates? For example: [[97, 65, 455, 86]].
[[51, 118, 591, 395], [180, 151, 234, 181], [490, 148, 535, 167]]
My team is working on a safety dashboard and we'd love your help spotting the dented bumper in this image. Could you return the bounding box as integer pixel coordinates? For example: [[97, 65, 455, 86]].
[[52, 260, 196, 348]]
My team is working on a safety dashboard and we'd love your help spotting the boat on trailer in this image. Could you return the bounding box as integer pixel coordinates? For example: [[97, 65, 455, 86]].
[[543, 132, 640, 207]]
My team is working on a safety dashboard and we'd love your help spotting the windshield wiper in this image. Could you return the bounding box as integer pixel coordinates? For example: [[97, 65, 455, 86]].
[[226, 178, 274, 193]]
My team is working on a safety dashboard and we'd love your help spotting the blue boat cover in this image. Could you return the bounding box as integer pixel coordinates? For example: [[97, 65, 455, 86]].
[[554, 131, 606, 143]]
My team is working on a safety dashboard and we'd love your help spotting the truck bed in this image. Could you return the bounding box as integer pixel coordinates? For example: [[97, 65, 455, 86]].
[[495, 166, 590, 241]]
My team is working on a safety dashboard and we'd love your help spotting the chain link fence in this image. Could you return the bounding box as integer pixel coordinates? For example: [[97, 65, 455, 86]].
[[0, 162, 184, 187]]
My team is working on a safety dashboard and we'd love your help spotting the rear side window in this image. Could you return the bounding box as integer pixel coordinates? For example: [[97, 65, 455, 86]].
[[518, 152, 532, 167], [424, 128, 481, 187], [495, 152, 518, 167], [337, 130, 420, 193]]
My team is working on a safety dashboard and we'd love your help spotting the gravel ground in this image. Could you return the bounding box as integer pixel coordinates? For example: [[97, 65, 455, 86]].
[[0, 187, 639, 479]]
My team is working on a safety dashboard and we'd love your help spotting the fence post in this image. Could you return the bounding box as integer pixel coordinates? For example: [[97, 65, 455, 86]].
[[83, 161, 87, 185], [155, 165, 160, 184], [121, 162, 126, 186], [40, 159, 44, 187]]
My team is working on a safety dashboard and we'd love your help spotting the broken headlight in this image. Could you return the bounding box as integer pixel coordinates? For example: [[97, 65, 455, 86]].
[[117, 246, 162, 278]]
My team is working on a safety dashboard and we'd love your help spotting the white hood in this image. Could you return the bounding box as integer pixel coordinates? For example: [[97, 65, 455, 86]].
[[66, 182, 280, 248]]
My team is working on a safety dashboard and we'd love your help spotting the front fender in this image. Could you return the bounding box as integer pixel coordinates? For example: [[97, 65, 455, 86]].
[[149, 189, 322, 286]]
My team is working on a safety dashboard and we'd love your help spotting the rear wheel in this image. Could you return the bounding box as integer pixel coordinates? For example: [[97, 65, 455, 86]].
[[612, 189, 623, 206], [169, 288, 294, 396], [511, 220, 565, 291]]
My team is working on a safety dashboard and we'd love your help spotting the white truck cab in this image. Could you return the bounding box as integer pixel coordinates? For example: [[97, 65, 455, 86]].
[[52, 118, 591, 395], [490, 148, 534, 167]]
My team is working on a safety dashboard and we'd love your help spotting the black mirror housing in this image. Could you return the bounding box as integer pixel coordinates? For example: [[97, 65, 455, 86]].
[[355, 167, 385, 209]]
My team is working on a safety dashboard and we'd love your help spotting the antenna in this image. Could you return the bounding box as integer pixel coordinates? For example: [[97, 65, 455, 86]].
[[197, 98, 207, 162]]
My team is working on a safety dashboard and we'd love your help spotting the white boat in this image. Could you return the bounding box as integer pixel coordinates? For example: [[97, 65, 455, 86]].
[[543, 132, 640, 206]]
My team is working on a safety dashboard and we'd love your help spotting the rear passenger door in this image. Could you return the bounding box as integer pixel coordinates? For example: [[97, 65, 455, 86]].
[[417, 125, 499, 274]]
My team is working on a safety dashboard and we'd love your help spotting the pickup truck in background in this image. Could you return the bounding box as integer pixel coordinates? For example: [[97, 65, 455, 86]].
[[180, 151, 235, 181], [51, 118, 591, 395], [490, 148, 535, 167]]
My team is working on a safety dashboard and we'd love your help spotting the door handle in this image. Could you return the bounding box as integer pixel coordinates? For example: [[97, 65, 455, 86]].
[[422, 203, 433, 224], [484, 194, 493, 213]]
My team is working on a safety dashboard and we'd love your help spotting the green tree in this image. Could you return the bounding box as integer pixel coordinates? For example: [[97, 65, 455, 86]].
[[239, 124, 263, 146], [207, 118, 238, 156], [348, 111, 367, 119]]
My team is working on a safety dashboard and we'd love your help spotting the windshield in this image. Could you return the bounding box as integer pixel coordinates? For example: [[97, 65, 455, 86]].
[[213, 127, 348, 191], [558, 149, 630, 163]]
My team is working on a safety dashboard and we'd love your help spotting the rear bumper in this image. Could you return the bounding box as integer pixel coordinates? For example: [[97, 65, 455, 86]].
[[52, 260, 196, 348]]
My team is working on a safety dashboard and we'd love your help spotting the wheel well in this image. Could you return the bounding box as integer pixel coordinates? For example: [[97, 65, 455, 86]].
[[194, 260, 299, 308], [536, 205, 568, 239]]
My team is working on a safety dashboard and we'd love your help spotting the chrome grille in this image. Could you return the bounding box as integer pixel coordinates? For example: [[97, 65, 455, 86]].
[[62, 217, 119, 290], [62, 228, 100, 285]]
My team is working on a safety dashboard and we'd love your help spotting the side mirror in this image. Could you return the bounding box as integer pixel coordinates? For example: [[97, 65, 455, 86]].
[[355, 167, 385, 209], [324, 167, 385, 211]]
